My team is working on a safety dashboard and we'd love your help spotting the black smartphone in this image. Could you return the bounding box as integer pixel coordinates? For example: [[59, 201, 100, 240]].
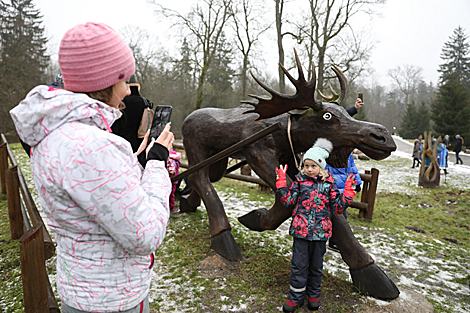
[[150, 105, 173, 140], [358, 92, 363, 102]]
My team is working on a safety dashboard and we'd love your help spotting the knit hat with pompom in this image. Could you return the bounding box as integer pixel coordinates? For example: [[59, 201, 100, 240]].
[[302, 138, 333, 169], [59, 22, 135, 92]]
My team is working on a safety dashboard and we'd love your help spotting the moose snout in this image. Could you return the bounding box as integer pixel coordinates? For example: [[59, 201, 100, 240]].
[[356, 126, 397, 160], [370, 132, 386, 144]]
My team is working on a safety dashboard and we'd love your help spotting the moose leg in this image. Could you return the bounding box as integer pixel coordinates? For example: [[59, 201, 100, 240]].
[[237, 152, 293, 231], [179, 188, 200, 213], [187, 168, 243, 261], [238, 196, 291, 231], [330, 213, 399, 299]]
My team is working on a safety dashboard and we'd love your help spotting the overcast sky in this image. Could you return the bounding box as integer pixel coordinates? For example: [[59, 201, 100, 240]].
[[35, 0, 470, 87]]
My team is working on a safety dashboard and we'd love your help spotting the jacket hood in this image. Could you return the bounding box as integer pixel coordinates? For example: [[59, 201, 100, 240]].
[[10, 85, 122, 147]]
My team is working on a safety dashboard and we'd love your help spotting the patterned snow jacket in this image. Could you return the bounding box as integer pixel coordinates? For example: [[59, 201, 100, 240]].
[[10, 86, 171, 312], [277, 173, 352, 241]]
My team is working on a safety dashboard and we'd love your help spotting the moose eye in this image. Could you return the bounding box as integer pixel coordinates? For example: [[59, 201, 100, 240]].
[[323, 112, 332, 120]]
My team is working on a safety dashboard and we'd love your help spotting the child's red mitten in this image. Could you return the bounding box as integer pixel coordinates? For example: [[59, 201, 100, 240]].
[[275, 164, 288, 189], [343, 173, 357, 198]]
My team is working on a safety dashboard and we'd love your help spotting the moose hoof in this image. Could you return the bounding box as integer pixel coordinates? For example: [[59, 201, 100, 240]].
[[210, 230, 243, 262], [350, 263, 400, 300], [179, 194, 198, 213], [237, 208, 268, 232]]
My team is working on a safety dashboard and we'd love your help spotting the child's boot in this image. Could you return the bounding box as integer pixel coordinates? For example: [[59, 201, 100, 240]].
[[282, 300, 302, 312], [307, 297, 320, 311]]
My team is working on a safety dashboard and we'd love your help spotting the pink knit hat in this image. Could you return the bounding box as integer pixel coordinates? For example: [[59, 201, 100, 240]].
[[59, 22, 135, 92]]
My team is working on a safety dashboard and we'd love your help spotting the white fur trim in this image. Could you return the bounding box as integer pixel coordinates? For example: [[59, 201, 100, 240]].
[[313, 138, 333, 153]]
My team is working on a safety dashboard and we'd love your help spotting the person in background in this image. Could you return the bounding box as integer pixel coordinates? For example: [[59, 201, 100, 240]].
[[111, 74, 153, 167], [442, 135, 450, 149], [454, 134, 464, 164], [437, 142, 449, 174], [276, 138, 356, 312], [412, 135, 423, 168], [10, 22, 174, 313], [325, 97, 363, 251], [346, 97, 364, 116], [167, 149, 182, 211]]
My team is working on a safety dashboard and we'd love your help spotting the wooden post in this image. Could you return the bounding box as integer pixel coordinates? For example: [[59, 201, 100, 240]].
[[0, 142, 8, 195], [365, 168, 379, 222], [6, 165, 24, 239], [19, 222, 49, 313], [357, 170, 370, 219]]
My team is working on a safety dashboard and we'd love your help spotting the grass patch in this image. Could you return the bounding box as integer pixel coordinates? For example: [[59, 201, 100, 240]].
[[0, 193, 24, 312], [350, 189, 470, 248]]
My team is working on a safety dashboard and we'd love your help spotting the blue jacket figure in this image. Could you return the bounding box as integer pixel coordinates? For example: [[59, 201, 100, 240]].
[[437, 143, 448, 173], [424, 139, 443, 168], [326, 154, 363, 203], [325, 99, 364, 251]]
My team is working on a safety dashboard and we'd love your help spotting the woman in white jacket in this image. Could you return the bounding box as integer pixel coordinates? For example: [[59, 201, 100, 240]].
[[10, 22, 173, 313]]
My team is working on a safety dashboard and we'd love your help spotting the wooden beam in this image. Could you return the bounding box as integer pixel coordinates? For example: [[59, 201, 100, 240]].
[[171, 123, 281, 182]]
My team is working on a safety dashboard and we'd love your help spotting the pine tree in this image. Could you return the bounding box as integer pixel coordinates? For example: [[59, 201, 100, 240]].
[[438, 26, 470, 85], [432, 72, 470, 140], [399, 103, 419, 139], [204, 32, 235, 108], [0, 0, 50, 136], [432, 27, 470, 142], [400, 102, 430, 139]]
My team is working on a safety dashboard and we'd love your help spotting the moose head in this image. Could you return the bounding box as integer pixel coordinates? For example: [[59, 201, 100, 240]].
[[243, 49, 396, 168]]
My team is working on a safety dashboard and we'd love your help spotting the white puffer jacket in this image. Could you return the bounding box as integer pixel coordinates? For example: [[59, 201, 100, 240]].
[[10, 85, 171, 312]]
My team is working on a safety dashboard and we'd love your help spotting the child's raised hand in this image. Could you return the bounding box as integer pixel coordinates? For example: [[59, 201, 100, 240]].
[[275, 164, 288, 189], [344, 174, 357, 198]]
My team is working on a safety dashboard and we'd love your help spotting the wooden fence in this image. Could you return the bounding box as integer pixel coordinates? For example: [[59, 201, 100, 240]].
[[173, 141, 379, 221], [0, 134, 60, 313]]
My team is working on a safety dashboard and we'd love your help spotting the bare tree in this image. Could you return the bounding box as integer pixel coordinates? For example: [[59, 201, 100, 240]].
[[292, 0, 384, 93], [153, 0, 233, 110], [388, 64, 424, 104], [231, 0, 270, 97], [275, 0, 286, 93], [120, 26, 166, 90]]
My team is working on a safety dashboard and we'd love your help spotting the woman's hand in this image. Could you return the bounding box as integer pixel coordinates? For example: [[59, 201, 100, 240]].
[[156, 123, 174, 151], [134, 129, 150, 156]]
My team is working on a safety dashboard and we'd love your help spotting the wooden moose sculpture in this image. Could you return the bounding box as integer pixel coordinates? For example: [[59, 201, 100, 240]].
[[181, 50, 399, 299]]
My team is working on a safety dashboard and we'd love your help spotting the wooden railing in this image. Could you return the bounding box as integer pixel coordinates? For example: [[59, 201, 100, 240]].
[[173, 141, 379, 221], [0, 134, 60, 313]]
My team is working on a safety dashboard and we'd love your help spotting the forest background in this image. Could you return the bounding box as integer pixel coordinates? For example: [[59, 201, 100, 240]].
[[1, 0, 470, 148]]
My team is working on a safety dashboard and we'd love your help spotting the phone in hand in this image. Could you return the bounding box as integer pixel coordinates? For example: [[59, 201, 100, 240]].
[[150, 105, 173, 140], [358, 92, 363, 102]]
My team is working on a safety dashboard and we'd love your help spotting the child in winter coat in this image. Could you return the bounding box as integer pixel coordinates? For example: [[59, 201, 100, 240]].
[[276, 138, 356, 312], [10, 22, 174, 313], [167, 150, 182, 211], [325, 153, 362, 251]]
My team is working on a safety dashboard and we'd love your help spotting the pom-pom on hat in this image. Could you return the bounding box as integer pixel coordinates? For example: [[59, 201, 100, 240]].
[[302, 138, 333, 169], [59, 22, 135, 92]]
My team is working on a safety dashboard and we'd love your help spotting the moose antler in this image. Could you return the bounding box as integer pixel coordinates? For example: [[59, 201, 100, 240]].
[[317, 65, 347, 105], [243, 49, 322, 120]]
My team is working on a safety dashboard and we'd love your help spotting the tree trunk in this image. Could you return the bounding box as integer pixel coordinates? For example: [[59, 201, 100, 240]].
[[275, 0, 285, 93], [195, 66, 207, 110]]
